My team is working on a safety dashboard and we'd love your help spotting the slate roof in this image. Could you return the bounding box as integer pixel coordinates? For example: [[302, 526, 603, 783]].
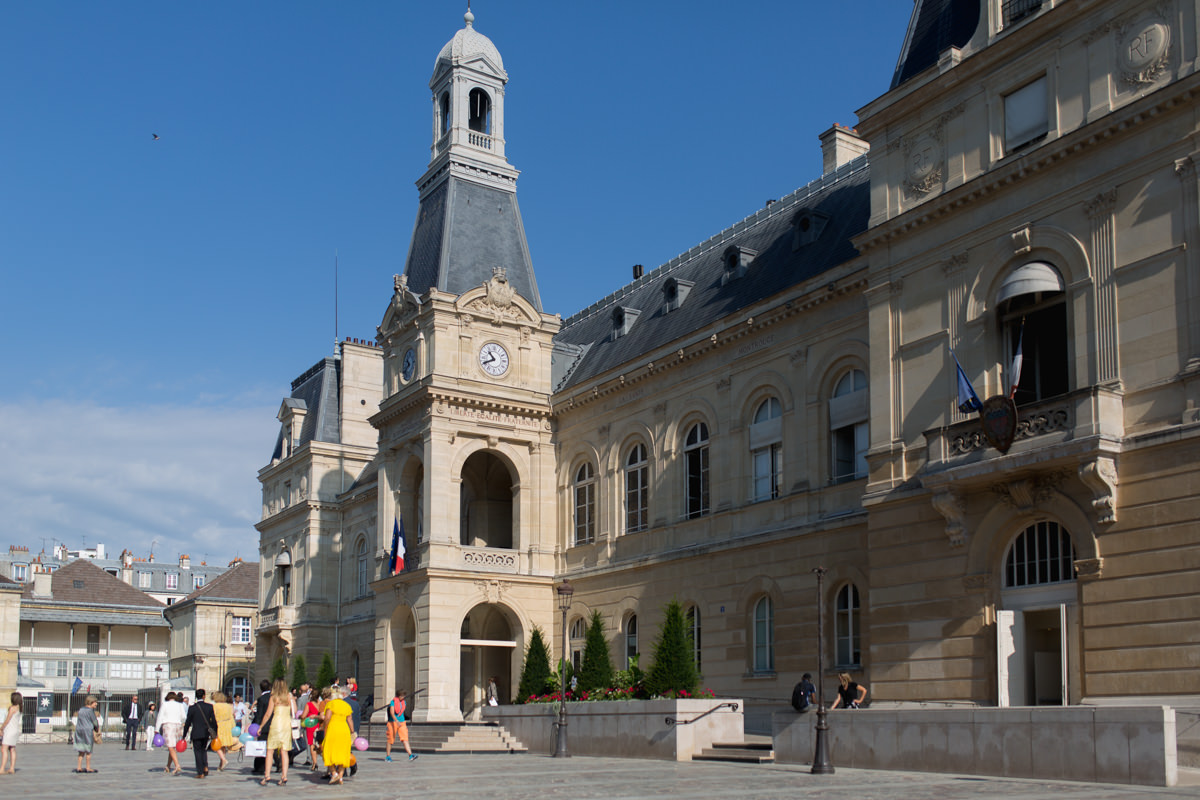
[[273, 356, 342, 459], [891, 0, 981, 89], [174, 560, 259, 606], [0, 574, 19, 589], [21, 559, 165, 610], [404, 176, 542, 311], [552, 157, 870, 392]]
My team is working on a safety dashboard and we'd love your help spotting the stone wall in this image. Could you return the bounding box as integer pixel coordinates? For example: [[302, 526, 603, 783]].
[[773, 706, 1178, 786], [484, 698, 744, 761]]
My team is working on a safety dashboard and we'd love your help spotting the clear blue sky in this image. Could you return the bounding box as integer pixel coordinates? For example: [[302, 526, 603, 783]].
[[0, 1, 914, 567]]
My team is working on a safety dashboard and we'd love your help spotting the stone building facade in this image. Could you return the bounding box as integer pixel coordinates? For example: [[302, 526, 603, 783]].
[[256, 1, 1200, 724]]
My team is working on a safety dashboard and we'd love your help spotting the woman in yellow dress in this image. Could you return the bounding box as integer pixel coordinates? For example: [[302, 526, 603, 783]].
[[320, 687, 354, 785], [258, 679, 296, 786], [210, 691, 236, 771]]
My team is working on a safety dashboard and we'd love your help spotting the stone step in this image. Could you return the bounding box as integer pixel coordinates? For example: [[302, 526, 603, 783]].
[[694, 741, 775, 764], [402, 722, 527, 754]]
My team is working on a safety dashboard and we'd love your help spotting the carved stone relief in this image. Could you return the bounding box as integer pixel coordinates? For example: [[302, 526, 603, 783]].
[[1078, 455, 1119, 524], [1117, 14, 1171, 87], [931, 489, 968, 547]]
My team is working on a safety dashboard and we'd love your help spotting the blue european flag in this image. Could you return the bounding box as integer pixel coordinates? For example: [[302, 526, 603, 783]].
[[952, 350, 983, 414]]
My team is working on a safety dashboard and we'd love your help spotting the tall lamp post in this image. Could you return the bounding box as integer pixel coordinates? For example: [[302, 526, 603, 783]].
[[811, 566, 834, 774], [154, 664, 164, 698], [553, 579, 574, 758]]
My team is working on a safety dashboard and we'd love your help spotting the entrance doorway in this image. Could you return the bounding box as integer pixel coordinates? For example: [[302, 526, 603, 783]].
[[459, 603, 518, 719], [997, 604, 1076, 706]]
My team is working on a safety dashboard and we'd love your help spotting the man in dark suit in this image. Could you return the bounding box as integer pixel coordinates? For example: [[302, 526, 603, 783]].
[[251, 679, 272, 775], [181, 688, 216, 778], [120, 696, 142, 749]]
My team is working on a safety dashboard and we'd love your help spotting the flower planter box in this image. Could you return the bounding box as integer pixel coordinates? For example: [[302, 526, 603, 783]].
[[483, 698, 743, 761]]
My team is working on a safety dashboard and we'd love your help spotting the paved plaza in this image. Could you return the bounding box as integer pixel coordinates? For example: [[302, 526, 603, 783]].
[[1, 745, 1198, 800]]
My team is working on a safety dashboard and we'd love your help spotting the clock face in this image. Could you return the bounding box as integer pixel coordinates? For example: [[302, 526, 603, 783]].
[[401, 349, 416, 382], [478, 342, 509, 377]]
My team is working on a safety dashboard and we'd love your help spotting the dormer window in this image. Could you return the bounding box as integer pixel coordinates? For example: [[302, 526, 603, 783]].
[[721, 245, 758, 285], [612, 306, 642, 340], [792, 210, 830, 249], [663, 277, 695, 313]]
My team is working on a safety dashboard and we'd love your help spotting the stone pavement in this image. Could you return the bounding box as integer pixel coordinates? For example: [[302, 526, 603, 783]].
[[2, 744, 1198, 800]]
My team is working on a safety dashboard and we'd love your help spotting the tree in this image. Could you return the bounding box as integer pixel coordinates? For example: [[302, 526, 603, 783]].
[[645, 600, 699, 697], [291, 653, 309, 688], [516, 625, 555, 702], [314, 653, 337, 692], [270, 656, 287, 683], [577, 610, 614, 692]]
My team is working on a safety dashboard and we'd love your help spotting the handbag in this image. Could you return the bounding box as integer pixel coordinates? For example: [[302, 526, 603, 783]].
[[244, 740, 267, 758]]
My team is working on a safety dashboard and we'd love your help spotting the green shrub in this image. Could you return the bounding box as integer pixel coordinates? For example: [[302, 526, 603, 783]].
[[314, 653, 337, 692], [645, 600, 699, 697], [577, 610, 614, 692], [270, 657, 287, 683], [516, 626, 555, 703], [290, 653, 308, 688]]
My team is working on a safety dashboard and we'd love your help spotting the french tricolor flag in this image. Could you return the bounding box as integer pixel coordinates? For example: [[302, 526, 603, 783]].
[[389, 515, 407, 575]]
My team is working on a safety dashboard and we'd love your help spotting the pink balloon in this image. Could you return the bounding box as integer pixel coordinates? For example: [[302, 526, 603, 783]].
[[353, 736, 369, 751]]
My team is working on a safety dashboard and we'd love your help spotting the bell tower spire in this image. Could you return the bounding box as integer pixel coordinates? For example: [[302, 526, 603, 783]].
[[402, 8, 542, 310]]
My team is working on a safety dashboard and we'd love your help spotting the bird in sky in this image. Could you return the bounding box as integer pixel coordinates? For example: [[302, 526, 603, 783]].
[[152, 133, 160, 140]]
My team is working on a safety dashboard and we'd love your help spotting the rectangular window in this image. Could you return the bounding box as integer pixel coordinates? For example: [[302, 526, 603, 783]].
[[574, 482, 595, 545], [752, 444, 782, 502], [138, 571, 151, 588], [13, 563, 28, 582], [685, 447, 709, 519], [832, 422, 869, 483], [86, 625, 100, 655], [165, 572, 179, 590], [232, 616, 251, 644], [1002, 0, 1043, 27], [1004, 76, 1048, 152], [193, 574, 205, 590], [625, 464, 648, 533], [110, 662, 143, 680]]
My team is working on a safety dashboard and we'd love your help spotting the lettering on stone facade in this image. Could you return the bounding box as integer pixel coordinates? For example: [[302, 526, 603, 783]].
[[1118, 15, 1171, 86], [736, 334, 776, 358], [601, 387, 646, 412], [904, 131, 944, 198], [962, 573, 990, 593], [447, 405, 542, 430]]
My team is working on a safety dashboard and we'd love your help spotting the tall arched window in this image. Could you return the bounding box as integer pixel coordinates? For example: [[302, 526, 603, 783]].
[[998, 263, 1068, 405], [625, 614, 638, 668], [439, 91, 450, 137], [1004, 521, 1077, 587], [569, 617, 586, 672], [468, 88, 491, 134], [686, 605, 702, 672], [835, 584, 861, 667], [829, 369, 868, 483], [625, 443, 649, 534], [684, 422, 710, 519], [355, 537, 369, 597], [753, 596, 774, 673], [574, 463, 596, 545], [751, 397, 782, 501]]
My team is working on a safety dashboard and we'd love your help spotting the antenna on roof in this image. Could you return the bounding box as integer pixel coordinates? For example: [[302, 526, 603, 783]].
[[334, 250, 340, 355]]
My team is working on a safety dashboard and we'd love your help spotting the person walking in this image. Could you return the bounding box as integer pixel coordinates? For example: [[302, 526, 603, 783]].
[[142, 701, 157, 752], [320, 687, 354, 785], [251, 679, 271, 776], [830, 672, 868, 709], [233, 693, 247, 729], [384, 689, 416, 763], [486, 677, 499, 707], [258, 679, 295, 786], [298, 687, 321, 768], [157, 691, 187, 775], [211, 692, 235, 771], [181, 688, 217, 778], [120, 695, 142, 750], [73, 695, 101, 774], [1, 692, 22, 774]]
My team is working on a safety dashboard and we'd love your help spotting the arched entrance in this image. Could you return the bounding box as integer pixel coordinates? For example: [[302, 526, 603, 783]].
[[459, 603, 519, 720], [459, 451, 514, 549], [389, 605, 418, 700]]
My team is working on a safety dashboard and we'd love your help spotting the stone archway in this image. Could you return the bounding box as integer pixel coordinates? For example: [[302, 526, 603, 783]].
[[459, 602, 521, 719], [388, 604, 419, 701], [459, 451, 515, 549]]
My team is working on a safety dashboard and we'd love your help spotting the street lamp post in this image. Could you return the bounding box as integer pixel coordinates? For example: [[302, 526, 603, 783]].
[[154, 664, 164, 700], [553, 579, 574, 758], [811, 566, 834, 774]]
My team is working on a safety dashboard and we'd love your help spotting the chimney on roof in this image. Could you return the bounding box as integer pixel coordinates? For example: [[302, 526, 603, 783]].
[[32, 572, 52, 599], [632, 264, 644, 280], [180, 554, 191, 569], [819, 124, 869, 175]]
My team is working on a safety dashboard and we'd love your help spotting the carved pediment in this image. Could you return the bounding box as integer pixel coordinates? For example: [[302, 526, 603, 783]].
[[379, 274, 422, 338], [457, 267, 541, 325]]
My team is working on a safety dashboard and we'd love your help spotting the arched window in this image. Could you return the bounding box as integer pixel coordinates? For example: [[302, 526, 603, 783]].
[[684, 422, 710, 519], [625, 443, 649, 534], [574, 462, 596, 545], [468, 88, 491, 134], [625, 614, 638, 668], [569, 617, 586, 672], [439, 91, 450, 137], [274, 550, 292, 606], [751, 397, 782, 501], [829, 369, 868, 483], [835, 584, 861, 667], [753, 596, 774, 673], [1004, 521, 1077, 587], [686, 605, 702, 672], [998, 263, 1068, 405], [355, 537, 369, 597]]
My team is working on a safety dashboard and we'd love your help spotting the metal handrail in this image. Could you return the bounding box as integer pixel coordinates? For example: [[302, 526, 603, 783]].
[[665, 701, 739, 726]]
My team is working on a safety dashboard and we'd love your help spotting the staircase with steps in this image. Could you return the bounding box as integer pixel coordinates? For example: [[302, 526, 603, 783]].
[[403, 722, 527, 754], [692, 734, 775, 764]]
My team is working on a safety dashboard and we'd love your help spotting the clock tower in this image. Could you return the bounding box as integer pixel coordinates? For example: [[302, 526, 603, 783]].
[[370, 10, 561, 723]]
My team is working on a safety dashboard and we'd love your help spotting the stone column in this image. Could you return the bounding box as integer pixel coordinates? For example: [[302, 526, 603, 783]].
[[1085, 189, 1120, 386]]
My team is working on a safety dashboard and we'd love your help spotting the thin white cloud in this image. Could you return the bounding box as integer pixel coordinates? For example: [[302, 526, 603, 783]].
[[0, 400, 272, 565]]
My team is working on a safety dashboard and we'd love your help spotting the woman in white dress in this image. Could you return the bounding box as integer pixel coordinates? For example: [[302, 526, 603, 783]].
[[0, 692, 21, 774], [156, 691, 187, 775]]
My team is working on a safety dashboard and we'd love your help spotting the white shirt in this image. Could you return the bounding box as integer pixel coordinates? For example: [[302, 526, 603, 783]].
[[157, 699, 187, 728]]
